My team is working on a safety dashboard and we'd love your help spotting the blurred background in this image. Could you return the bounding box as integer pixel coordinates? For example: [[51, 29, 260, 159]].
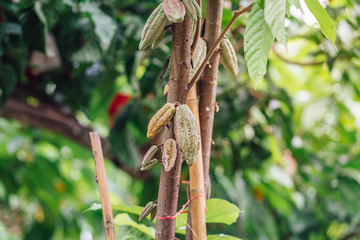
[[1, 0, 360, 239]]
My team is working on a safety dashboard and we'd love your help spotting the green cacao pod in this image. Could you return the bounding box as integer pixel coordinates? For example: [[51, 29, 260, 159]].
[[163, 0, 186, 23], [174, 105, 200, 166], [220, 36, 239, 76], [139, 3, 168, 50], [189, 38, 207, 79]]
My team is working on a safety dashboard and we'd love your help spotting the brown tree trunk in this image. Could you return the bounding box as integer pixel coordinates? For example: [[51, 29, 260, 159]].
[[199, 0, 223, 198], [155, 15, 193, 239]]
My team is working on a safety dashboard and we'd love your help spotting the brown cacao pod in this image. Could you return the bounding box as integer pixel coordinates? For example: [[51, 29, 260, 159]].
[[162, 138, 177, 172]]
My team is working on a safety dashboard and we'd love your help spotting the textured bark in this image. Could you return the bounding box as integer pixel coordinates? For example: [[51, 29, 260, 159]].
[[0, 96, 151, 180], [155, 16, 193, 239], [199, 0, 223, 198]]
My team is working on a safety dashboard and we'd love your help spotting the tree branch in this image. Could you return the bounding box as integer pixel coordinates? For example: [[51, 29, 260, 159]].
[[272, 45, 325, 66], [0, 95, 151, 181]]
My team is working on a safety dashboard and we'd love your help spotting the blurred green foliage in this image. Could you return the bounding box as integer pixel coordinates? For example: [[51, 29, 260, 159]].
[[1, 0, 360, 239]]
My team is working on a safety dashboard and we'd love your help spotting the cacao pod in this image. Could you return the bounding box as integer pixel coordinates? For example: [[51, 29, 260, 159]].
[[139, 201, 157, 222], [147, 103, 176, 138], [189, 38, 207, 79], [141, 145, 158, 166], [182, 0, 197, 21], [174, 105, 200, 166], [220, 36, 239, 76], [162, 138, 177, 172], [140, 159, 159, 171], [139, 3, 168, 50], [163, 0, 186, 23]]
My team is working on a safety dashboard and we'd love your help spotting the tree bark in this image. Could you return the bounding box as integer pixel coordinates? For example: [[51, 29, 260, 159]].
[[0, 96, 151, 180], [155, 16, 193, 239], [199, 0, 223, 198]]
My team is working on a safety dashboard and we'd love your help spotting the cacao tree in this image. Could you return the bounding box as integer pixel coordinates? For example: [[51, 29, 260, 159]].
[[1, 0, 360, 239]]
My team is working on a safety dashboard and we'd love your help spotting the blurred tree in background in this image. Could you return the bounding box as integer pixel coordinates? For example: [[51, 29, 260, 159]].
[[1, 0, 360, 239]]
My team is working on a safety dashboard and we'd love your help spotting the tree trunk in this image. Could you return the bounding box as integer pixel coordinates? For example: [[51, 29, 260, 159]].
[[199, 0, 223, 198], [155, 15, 193, 239]]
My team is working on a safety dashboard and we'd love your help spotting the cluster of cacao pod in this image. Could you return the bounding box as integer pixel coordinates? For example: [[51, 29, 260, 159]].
[[139, 200, 157, 222], [139, 0, 202, 50], [141, 103, 200, 173]]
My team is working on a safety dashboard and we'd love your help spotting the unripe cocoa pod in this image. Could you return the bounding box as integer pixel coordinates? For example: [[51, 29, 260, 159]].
[[162, 138, 177, 172], [189, 38, 207, 79], [151, 28, 167, 49], [140, 159, 159, 171], [139, 201, 156, 222], [147, 103, 176, 138], [182, 0, 197, 21], [163, 0, 186, 23], [139, 3, 168, 50], [189, 0, 202, 19], [150, 204, 157, 222], [220, 36, 239, 76], [174, 105, 200, 166], [141, 145, 158, 166]]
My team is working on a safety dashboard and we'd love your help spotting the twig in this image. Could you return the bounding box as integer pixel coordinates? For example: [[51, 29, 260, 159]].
[[272, 45, 325, 66], [89, 132, 115, 240], [187, 2, 254, 91]]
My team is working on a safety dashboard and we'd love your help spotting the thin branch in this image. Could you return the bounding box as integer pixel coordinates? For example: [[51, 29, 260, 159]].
[[0, 95, 152, 180], [272, 45, 325, 66], [89, 132, 115, 240], [187, 2, 254, 91]]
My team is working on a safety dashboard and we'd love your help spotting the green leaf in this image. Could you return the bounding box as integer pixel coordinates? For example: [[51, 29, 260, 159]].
[[287, 0, 300, 8], [72, 39, 102, 62], [265, 0, 286, 46], [175, 198, 242, 235], [80, 2, 116, 52], [206, 198, 242, 224], [0, 64, 17, 106], [244, 3, 274, 84], [19, 1, 48, 53], [303, 0, 336, 45], [207, 234, 242, 240], [114, 213, 155, 239]]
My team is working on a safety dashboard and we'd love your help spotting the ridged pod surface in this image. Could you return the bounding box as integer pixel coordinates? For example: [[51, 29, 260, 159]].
[[140, 159, 159, 171], [174, 105, 200, 166], [220, 36, 239, 76], [139, 201, 157, 222], [139, 3, 167, 50], [182, 0, 197, 21], [141, 145, 158, 166], [189, 38, 207, 79], [189, 0, 202, 19], [151, 28, 167, 49], [163, 0, 186, 23], [162, 138, 177, 172], [147, 103, 176, 138]]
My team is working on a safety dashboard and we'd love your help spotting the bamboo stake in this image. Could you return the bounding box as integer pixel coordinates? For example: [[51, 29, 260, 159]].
[[187, 86, 207, 240], [89, 132, 115, 240]]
